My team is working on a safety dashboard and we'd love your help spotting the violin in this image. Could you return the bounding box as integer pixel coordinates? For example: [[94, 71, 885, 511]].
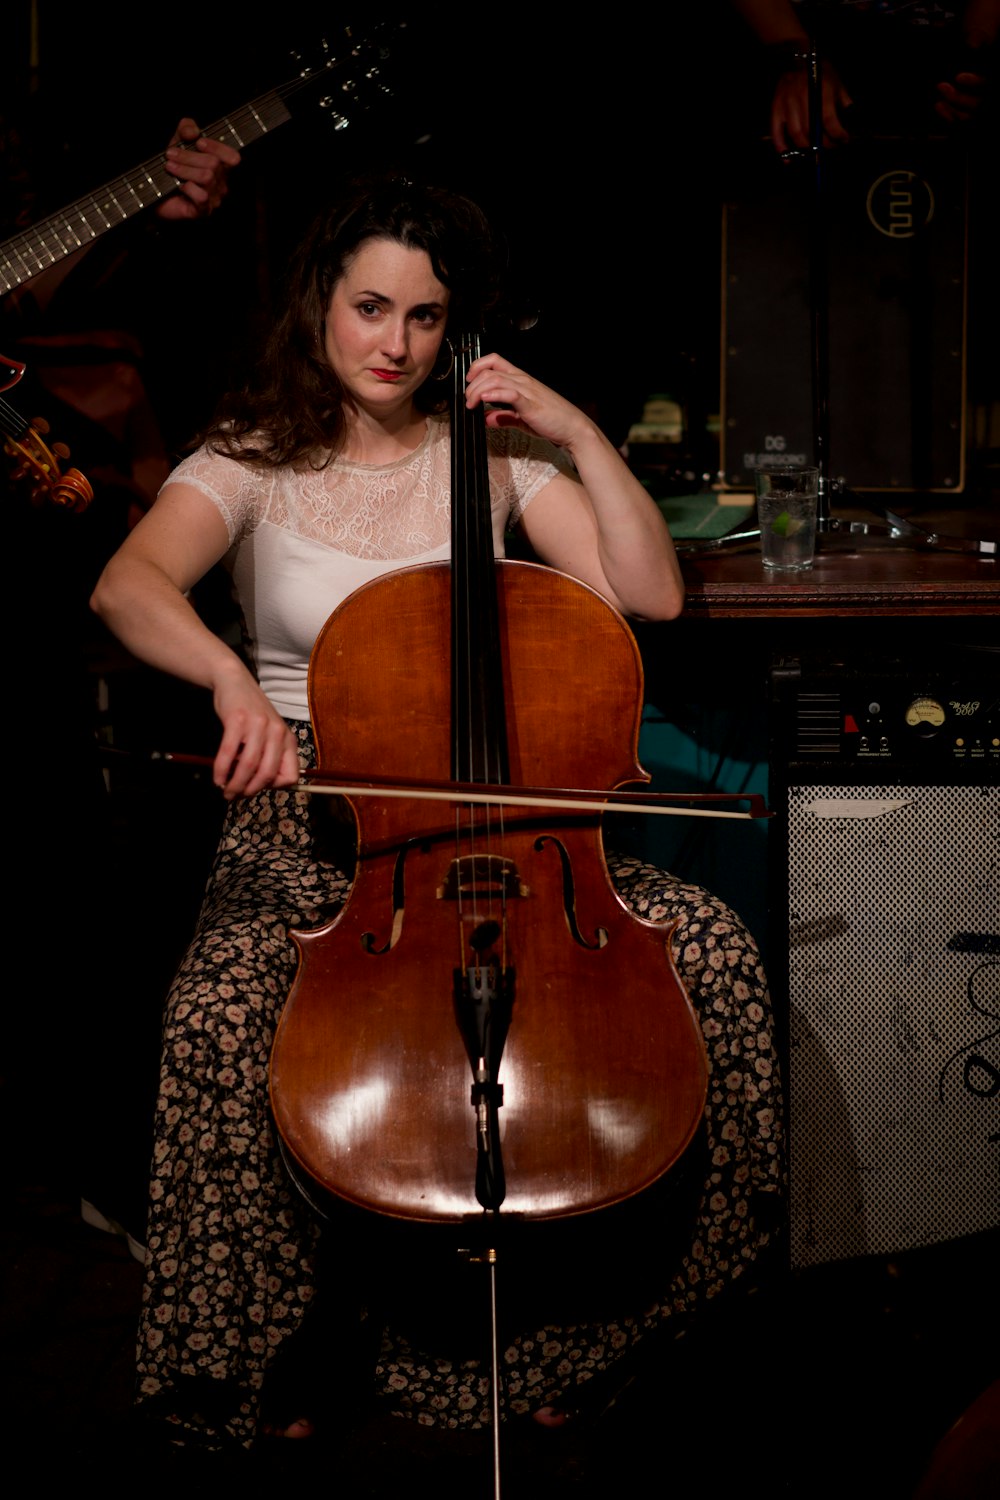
[[1, 351, 92, 512], [270, 333, 709, 1225]]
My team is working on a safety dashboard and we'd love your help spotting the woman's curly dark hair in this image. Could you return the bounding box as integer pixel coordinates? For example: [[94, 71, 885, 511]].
[[202, 175, 501, 467]]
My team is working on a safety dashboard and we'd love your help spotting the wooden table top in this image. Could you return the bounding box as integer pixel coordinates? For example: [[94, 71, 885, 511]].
[[677, 504, 1000, 618]]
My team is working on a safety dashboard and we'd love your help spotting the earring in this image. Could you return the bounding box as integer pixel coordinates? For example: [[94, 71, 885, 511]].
[[430, 337, 455, 382]]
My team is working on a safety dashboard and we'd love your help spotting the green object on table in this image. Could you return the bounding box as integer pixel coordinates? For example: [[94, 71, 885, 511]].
[[652, 492, 754, 541]]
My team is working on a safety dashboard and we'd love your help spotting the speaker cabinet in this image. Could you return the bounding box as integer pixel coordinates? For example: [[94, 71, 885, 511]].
[[721, 139, 968, 492], [769, 648, 999, 1269]]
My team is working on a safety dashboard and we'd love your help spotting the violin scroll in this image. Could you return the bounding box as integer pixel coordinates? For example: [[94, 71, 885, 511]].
[[2, 350, 93, 511], [4, 416, 94, 513]]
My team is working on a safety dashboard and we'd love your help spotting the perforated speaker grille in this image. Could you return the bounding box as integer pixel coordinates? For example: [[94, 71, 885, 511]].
[[787, 784, 999, 1267]]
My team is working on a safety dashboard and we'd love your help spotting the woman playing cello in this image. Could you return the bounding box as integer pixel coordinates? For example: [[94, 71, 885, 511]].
[[91, 176, 783, 1460]]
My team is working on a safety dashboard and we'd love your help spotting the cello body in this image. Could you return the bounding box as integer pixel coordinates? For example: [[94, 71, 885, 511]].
[[270, 557, 708, 1223]]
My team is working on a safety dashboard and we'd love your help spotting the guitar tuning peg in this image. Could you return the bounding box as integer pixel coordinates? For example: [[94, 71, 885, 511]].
[[321, 107, 351, 131]]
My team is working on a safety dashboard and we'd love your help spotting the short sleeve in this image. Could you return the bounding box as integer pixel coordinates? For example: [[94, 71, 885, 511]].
[[159, 445, 269, 547], [486, 427, 579, 524]]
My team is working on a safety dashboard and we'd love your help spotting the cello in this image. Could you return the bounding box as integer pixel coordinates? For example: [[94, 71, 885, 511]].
[[269, 327, 711, 1482], [271, 327, 709, 1220]]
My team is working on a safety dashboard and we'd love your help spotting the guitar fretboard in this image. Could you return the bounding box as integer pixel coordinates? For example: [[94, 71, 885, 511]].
[[0, 88, 292, 296]]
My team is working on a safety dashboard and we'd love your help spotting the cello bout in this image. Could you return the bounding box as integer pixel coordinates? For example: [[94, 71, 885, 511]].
[[270, 561, 708, 1223]]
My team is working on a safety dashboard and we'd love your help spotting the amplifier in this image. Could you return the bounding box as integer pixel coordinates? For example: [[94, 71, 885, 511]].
[[721, 138, 968, 493], [770, 651, 999, 771], [768, 646, 999, 1268]]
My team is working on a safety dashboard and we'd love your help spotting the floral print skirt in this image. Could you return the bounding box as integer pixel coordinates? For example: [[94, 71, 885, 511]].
[[135, 723, 784, 1450]]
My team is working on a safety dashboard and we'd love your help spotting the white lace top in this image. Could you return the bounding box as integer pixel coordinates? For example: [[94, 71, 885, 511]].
[[166, 413, 575, 718]]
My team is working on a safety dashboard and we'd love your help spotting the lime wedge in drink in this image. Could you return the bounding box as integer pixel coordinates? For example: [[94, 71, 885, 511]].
[[769, 510, 803, 537]]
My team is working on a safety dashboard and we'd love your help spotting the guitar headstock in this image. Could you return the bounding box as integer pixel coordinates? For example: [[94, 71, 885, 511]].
[[285, 21, 406, 132]]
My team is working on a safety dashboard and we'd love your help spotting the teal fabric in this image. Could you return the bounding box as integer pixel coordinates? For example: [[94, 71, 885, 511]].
[[654, 493, 754, 540]]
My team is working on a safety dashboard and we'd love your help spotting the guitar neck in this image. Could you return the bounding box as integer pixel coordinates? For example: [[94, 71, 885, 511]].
[[0, 86, 292, 297]]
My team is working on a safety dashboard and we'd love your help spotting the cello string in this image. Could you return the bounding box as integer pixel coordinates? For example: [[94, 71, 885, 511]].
[[451, 333, 479, 937], [468, 329, 506, 939], [453, 327, 511, 942], [1, 394, 30, 441]]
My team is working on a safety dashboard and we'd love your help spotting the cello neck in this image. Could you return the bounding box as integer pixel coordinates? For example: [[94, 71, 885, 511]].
[[449, 330, 509, 787]]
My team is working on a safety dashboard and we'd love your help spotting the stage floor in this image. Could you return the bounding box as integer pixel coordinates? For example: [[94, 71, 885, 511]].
[[3, 1166, 996, 1497]]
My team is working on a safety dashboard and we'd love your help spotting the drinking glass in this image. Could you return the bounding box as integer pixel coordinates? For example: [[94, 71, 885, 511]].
[[755, 467, 819, 572]]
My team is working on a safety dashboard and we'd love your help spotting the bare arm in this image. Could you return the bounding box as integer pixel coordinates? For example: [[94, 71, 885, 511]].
[[90, 481, 299, 798], [464, 354, 684, 621], [729, 0, 804, 47], [962, 0, 1000, 48]]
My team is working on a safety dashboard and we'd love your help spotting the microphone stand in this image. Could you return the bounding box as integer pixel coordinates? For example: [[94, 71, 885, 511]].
[[677, 28, 833, 554], [802, 32, 833, 531], [794, 45, 991, 553]]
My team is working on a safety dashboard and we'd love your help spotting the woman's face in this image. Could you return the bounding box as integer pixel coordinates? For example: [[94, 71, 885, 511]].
[[324, 237, 450, 418]]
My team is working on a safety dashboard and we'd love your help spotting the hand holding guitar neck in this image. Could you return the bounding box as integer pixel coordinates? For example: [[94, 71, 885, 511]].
[[158, 117, 241, 222], [0, 27, 399, 300]]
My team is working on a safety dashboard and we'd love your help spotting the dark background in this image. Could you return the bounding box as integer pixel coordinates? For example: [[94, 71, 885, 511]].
[[3, 9, 998, 1495], [6, 4, 997, 484], [1, 5, 805, 458]]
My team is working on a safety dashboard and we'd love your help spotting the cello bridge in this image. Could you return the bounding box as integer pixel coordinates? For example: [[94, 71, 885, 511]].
[[437, 855, 526, 902]]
